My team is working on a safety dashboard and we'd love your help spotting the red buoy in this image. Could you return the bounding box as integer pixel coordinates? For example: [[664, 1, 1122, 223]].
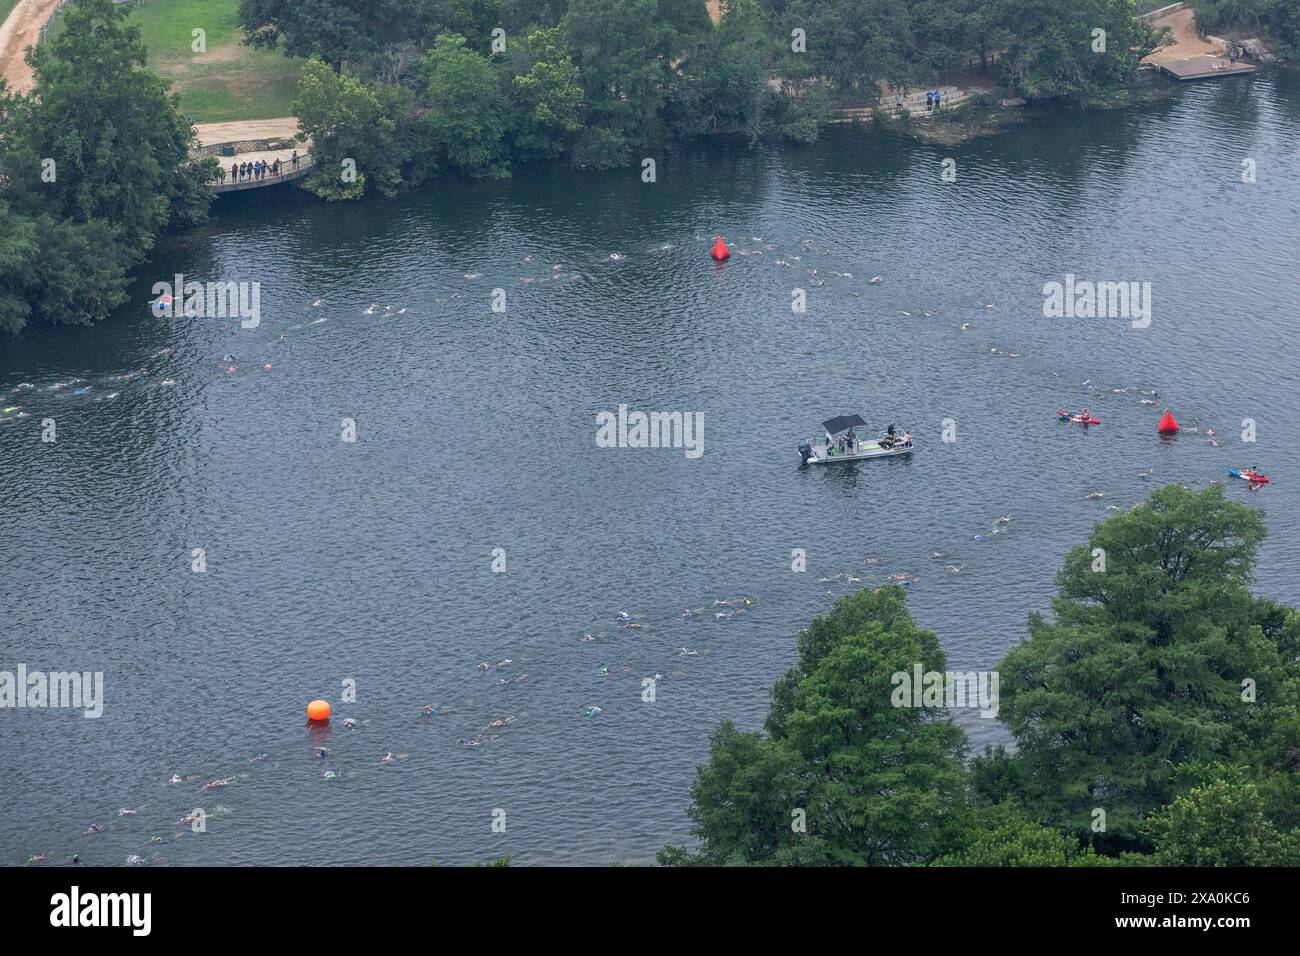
[[710, 237, 730, 261], [1157, 410, 1180, 433]]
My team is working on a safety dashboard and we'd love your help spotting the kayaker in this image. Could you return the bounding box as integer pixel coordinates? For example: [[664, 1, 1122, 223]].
[[1243, 465, 1259, 478], [1080, 406, 1091, 421]]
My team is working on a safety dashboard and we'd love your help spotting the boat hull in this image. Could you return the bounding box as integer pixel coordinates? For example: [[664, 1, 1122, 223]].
[[800, 441, 913, 464]]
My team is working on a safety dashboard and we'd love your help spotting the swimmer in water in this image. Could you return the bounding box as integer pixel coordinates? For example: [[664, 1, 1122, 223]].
[[680, 647, 699, 657], [487, 717, 514, 729], [168, 773, 183, 784], [616, 611, 632, 623], [380, 752, 395, 764], [86, 823, 104, 833], [464, 273, 481, 280], [365, 304, 379, 314], [420, 704, 438, 716], [477, 662, 493, 671], [342, 717, 357, 730], [312, 299, 324, 307], [314, 747, 329, 759], [119, 808, 139, 817], [582, 706, 603, 717], [609, 253, 624, 261]]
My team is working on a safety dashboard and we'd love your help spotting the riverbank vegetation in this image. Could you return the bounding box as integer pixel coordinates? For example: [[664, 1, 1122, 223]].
[[0, 0, 218, 334], [660, 484, 1300, 866], [236, 0, 1166, 199], [1191, 0, 1300, 58]]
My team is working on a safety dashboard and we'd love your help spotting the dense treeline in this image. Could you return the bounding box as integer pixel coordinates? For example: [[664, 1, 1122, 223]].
[[0, 0, 218, 334], [1191, 0, 1300, 57], [239, 0, 1164, 199], [660, 484, 1300, 866], [0, 0, 1260, 331]]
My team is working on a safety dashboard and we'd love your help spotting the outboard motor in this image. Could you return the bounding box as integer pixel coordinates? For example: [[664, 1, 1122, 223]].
[[798, 442, 813, 464]]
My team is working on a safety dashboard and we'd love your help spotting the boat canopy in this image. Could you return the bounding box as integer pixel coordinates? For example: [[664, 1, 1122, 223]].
[[822, 414, 867, 435]]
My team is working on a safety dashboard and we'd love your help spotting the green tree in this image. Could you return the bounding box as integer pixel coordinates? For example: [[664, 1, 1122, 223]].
[[934, 802, 1113, 866], [422, 34, 511, 176], [240, 0, 436, 68], [0, 0, 213, 331], [1001, 0, 1163, 99], [564, 0, 705, 166], [661, 586, 968, 865], [1145, 766, 1300, 865], [506, 28, 584, 161], [294, 58, 403, 199], [990, 484, 1299, 851]]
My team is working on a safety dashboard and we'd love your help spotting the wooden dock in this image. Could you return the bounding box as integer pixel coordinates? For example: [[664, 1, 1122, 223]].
[[1157, 54, 1258, 81]]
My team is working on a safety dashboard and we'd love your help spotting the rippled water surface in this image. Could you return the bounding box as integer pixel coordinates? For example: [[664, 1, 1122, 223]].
[[3, 72, 1299, 865]]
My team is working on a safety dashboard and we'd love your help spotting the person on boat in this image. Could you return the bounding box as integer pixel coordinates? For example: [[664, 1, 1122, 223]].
[[845, 427, 856, 453]]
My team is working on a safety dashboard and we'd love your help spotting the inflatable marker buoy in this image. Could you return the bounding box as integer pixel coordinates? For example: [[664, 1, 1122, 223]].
[[710, 237, 730, 261], [306, 699, 331, 722], [1157, 410, 1180, 433]]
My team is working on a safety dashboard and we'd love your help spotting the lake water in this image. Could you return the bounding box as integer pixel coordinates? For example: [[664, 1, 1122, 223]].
[[3, 71, 1299, 865]]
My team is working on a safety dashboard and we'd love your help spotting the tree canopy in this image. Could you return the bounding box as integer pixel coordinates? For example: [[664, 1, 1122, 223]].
[[664, 485, 1300, 866], [0, 0, 215, 332]]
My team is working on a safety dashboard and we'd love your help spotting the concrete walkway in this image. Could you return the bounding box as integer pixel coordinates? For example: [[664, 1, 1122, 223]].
[[832, 86, 973, 123]]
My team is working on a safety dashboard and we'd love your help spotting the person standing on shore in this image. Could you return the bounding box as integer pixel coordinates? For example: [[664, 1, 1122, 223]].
[[926, 90, 934, 113], [935, 90, 942, 111]]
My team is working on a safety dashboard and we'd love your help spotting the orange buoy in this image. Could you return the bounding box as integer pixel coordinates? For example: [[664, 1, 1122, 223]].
[[307, 699, 331, 722], [1157, 410, 1180, 433], [710, 236, 730, 261]]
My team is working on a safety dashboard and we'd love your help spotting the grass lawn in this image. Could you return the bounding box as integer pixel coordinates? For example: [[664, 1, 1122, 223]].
[[128, 0, 302, 123]]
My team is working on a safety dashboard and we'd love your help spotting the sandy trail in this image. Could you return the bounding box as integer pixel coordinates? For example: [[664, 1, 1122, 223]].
[[193, 117, 302, 147], [0, 0, 63, 93], [1143, 7, 1226, 65]]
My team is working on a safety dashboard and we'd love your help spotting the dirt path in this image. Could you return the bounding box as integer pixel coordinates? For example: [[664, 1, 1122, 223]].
[[707, 0, 722, 25], [193, 117, 301, 147], [0, 0, 63, 93], [1143, 7, 1226, 65]]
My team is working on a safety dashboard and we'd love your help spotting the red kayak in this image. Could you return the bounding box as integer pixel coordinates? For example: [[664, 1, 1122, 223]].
[[1057, 410, 1101, 425], [1227, 467, 1271, 484]]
